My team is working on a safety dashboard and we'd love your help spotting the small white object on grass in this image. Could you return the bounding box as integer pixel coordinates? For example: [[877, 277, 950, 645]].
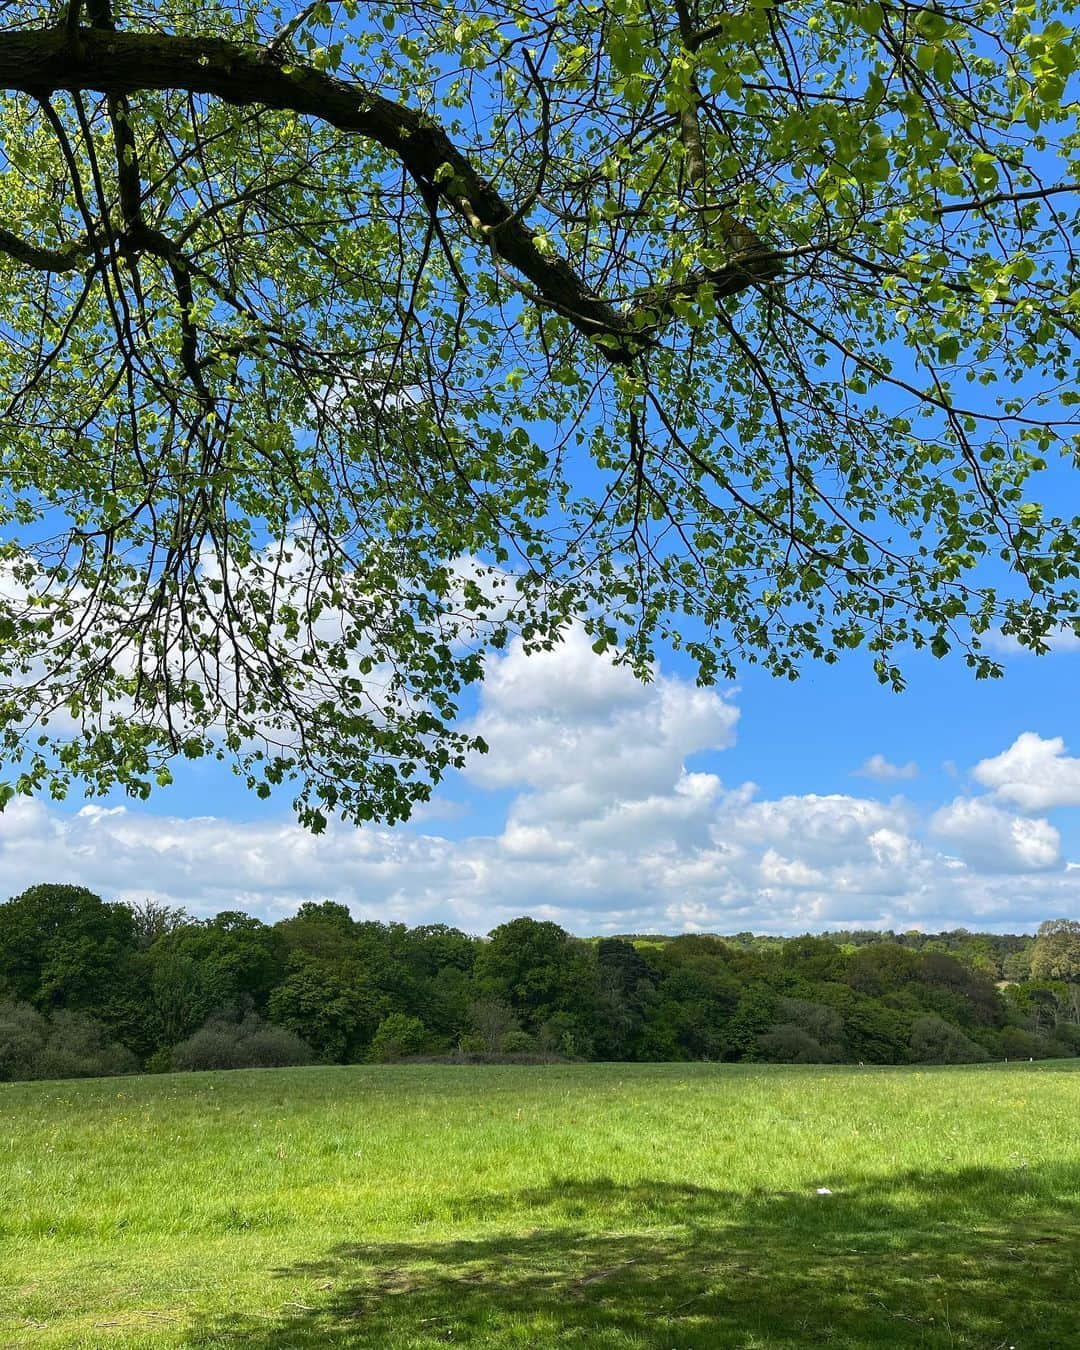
[[815, 1187, 833, 1195]]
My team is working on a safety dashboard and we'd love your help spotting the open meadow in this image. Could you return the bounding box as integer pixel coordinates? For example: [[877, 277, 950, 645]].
[[2, 1060, 1079, 1349]]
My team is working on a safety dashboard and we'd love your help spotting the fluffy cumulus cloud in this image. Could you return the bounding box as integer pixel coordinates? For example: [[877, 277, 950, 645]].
[[973, 732, 1080, 812], [854, 753, 918, 781], [0, 636, 1078, 934], [931, 796, 1061, 873], [464, 626, 739, 804]]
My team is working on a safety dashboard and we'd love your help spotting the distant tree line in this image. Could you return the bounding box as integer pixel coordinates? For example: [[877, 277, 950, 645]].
[[1, 885, 1078, 1081]]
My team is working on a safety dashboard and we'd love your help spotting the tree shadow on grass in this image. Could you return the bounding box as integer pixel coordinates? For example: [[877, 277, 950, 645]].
[[189, 1165, 1080, 1348]]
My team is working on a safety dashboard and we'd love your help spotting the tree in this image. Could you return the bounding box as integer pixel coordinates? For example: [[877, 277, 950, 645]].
[[779, 936, 845, 984], [0, 2, 1076, 825], [127, 898, 188, 951], [274, 901, 358, 963], [1030, 919, 1080, 984], [0, 882, 136, 1012], [399, 924, 478, 1039], [1002, 946, 1035, 984], [915, 952, 1001, 1027], [593, 937, 658, 1059], [845, 943, 919, 997], [638, 937, 747, 1059], [1005, 979, 1064, 1037], [144, 910, 285, 1042], [368, 1011, 428, 1062], [401, 925, 477, 979], [466, 998, 520, 1053], [267, 956, 384, 1060], [473, 917, 596, 1032]]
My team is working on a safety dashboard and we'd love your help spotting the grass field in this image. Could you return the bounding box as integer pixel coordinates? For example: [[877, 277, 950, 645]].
[[2, 1061, 1079, 1348]]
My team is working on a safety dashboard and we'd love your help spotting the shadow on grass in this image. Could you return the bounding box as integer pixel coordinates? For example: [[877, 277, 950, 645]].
[[190, 1165, 1080, 1348]]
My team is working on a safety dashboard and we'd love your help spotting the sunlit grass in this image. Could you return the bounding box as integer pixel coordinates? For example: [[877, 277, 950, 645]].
[[2, 1060, 1078, 1347]]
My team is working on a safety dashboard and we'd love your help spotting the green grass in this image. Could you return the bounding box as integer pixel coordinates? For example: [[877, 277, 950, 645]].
[[2, 1061, 1079, 1348]]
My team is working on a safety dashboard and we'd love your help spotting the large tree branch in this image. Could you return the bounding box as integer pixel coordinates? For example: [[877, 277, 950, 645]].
[[0, 226, 88, 271], [0, 23, 782, 360]]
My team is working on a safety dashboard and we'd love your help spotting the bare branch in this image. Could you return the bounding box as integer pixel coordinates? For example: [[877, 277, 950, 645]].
[[935, 183, 1079, 216]]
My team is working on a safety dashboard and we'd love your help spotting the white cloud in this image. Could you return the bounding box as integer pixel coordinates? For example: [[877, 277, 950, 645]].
[[0, 643, 1078, 936], [973, 732, 1080, 812], [720, 792, 915, 867], [983, 626, 1080, 656], [464, 627, 739, 808], [854, 753, 918, 781], [0, 778, 1071, 937], [931, 796, 1061, 873], [759, 849, 826, 889]]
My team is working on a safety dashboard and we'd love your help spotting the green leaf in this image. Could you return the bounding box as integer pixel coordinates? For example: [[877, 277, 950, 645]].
[[854, 2, 883, 35]]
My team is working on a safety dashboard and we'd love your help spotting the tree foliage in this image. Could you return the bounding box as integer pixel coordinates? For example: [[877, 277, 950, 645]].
[[2, 885, 1080, 1078], [1030, 917, 1080, 981], [0, 1, 1078, 823], [0, 882, 135, 1009], [368, 1010, 429, 1061]]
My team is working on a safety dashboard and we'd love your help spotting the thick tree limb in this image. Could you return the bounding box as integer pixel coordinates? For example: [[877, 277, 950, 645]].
[[0, 226, 87, 271], [0, 24, 781, 360]]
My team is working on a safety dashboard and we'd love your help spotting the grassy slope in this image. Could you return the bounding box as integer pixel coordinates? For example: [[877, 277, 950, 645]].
[[2, 1061, 1079, 1348]]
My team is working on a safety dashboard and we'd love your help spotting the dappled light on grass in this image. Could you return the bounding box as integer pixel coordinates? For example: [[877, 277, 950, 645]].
[[190, 1168, 1080, 1348]]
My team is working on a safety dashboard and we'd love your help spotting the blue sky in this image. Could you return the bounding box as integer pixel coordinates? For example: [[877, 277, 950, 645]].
[[0, 617, 1076, 936]]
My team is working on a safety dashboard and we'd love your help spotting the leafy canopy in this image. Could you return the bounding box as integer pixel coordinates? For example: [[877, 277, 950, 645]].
[[0, 0, 1078, 826]]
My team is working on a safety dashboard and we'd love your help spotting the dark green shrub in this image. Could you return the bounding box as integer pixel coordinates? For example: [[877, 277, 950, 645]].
[[758, 1024, 842, 1064], [170, 1013, 314, 1071], [909, 1015, 989, 1065], [0, 1003, 136, 1080], [998, 1027, 1041, 1060], [34, 1010, 138, 1079], [776, 998, 845, 1052], [537, 1012, 593, 1059], [1053, 1023, 1080, 1053], [0, 1002, 47, 1079]]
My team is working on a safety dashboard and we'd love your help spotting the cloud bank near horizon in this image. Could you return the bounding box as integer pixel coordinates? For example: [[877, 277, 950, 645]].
[[0, 628, 1075, 935]]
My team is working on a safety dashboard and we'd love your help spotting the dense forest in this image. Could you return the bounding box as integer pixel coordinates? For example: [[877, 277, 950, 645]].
[[1, 885, 1078, 1081]]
